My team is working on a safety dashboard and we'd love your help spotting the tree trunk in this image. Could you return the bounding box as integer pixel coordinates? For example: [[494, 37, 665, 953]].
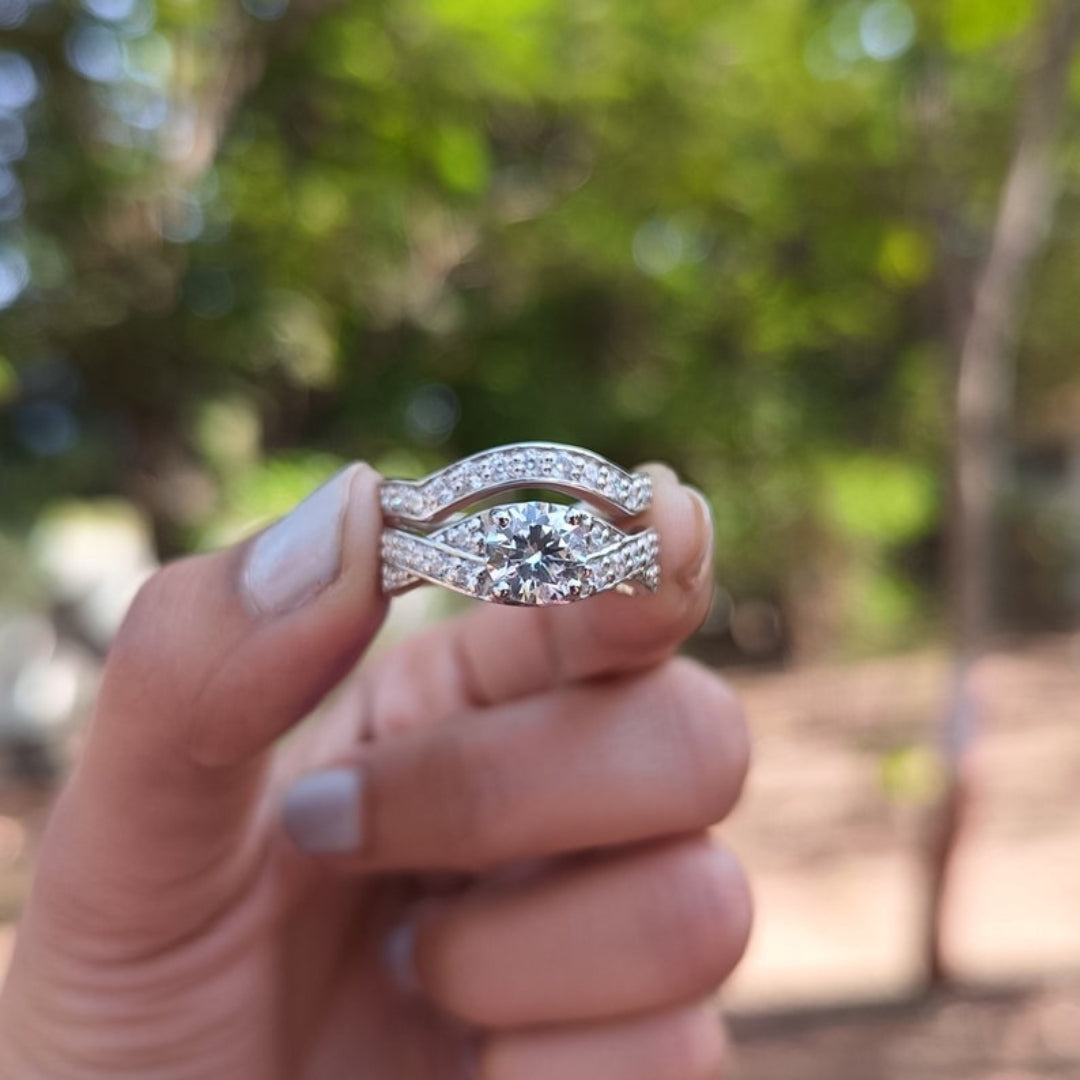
[[929, 0, 1080, 987], [950, 0, 1079, 651]]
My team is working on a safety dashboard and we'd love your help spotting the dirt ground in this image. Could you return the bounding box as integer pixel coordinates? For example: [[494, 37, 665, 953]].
[[2, 634, 1079, 1078], [719, 634, 1080, 1078], [730, 980, 1080, 1079]]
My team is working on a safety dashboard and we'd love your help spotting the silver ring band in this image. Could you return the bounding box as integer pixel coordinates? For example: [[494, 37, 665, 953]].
[[380, 443, 659, 606], [380, 441, 652, 524]]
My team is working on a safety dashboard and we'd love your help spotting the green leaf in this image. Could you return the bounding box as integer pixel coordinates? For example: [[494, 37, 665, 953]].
[[0, 355, 16, 404], [821, 455, 938, 545], [432, 124, 491, 194], [943, 0, 1035, 52], [878, 225, 934, 286]]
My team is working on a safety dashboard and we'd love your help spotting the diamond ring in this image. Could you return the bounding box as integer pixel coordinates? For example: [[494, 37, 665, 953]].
[[380, 443, 660, 606]]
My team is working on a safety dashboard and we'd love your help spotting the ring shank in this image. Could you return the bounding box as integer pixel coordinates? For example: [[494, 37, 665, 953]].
[[379, 444, 658, 607], [381, 520, 660, 604], [380, 442, 652, 526]]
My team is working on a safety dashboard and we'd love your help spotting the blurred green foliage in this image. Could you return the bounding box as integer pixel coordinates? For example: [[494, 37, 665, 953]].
[[1, 0, 1078, 654]]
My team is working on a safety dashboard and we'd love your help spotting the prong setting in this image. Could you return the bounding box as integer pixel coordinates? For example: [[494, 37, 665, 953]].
[[381, 500, 659, 605], [379, 443, 660, 606]]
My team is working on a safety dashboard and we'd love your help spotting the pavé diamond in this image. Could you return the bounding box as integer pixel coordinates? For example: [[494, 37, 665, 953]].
[[380, 443, 651, 522], [479, 502, 591, 605], [382, 509, 659, 600], [380, 443, 660, 602]]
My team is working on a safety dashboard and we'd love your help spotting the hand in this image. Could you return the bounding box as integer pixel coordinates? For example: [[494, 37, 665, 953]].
[[0, 462, 751, 1080]]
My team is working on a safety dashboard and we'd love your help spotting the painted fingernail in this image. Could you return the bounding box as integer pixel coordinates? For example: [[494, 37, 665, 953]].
[[282, 766, 363, 854], [678, 486, 714, 590], [383, 919, 420, 995], [241, 465, 356, 617]]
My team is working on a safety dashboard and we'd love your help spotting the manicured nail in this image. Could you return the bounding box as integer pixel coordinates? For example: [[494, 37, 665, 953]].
[[282, 766, 363, 854], [678, 486, 714, 590], [241, 465, 356, 617], [383, 920, 420, 995]]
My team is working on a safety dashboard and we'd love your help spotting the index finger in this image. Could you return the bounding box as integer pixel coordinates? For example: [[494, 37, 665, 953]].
[[365, 464, 713, 722]]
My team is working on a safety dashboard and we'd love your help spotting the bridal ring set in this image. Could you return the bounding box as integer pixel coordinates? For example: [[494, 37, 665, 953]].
[[380, 442, 660, 606]]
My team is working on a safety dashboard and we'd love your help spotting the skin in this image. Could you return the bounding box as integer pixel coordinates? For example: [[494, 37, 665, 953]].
[[0, 463, 752, 1080]]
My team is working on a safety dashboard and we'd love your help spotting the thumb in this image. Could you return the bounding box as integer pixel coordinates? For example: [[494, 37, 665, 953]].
[[33, 463, 387, 937]]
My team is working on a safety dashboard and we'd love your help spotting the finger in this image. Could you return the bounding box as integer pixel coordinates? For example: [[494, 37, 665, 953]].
[[479, 1000, 727, 1080], [361, 465, 713, 734], [282, 657, 748, 869], [34, 464, 388, 938], [409, 838, 752, 1028]]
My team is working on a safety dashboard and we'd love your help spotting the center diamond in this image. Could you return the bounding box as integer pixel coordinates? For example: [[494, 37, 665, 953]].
[[481, 502, 590, 604]]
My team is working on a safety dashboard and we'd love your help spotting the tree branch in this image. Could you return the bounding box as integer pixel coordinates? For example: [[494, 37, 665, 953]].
[[951, 0, 1079, 649], [928, 0, 1079, 989]]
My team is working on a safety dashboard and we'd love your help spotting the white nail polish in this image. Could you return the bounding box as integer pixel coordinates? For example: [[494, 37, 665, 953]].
[[241, 466, 355, 616], [383, 920, 420, 995], [283, 766, 363, 853]]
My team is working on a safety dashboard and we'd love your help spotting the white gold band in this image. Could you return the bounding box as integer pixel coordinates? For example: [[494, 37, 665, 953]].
[[380, 441, 652, 525], [379, 443, 660, 607]]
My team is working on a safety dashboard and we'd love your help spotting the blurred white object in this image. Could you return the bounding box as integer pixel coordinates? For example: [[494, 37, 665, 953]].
[[12, 652, 79, 729], [0, 610, 95, 762], [30, 499, 158, 648]]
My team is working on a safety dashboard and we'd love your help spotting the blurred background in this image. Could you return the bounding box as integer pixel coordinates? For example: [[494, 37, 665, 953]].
[[2, 0, 1080, 1074]]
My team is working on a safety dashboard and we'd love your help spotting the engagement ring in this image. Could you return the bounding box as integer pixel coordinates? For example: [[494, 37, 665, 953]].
[[380, 443, 660, 606]]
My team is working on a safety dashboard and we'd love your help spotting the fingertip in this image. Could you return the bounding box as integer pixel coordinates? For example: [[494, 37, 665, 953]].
[[635, 460, 681, 487], [678, 486, 714, 591], [339, 461, 389, 600], [664, 656, 751, 824], [631, 466, 713, 588], [713, 844, 754, 960], [550, 466, 715, 668], [344, 459, 384, 512], [240, 464, 359, 619], [648, 475, 714, 614]]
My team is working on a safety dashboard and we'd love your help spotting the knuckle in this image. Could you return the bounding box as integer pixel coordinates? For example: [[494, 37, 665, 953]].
[[659, 658, 751, 825], [101, 554, 255, 766], [646, 842, 752, 992], [424, 724, 515, 868]]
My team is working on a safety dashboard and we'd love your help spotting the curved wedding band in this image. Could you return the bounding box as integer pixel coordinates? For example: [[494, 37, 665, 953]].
[[380, 442, 660, 606]]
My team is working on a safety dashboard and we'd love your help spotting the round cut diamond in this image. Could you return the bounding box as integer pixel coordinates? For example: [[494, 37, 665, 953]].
[[480, 502, 590, 604]]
